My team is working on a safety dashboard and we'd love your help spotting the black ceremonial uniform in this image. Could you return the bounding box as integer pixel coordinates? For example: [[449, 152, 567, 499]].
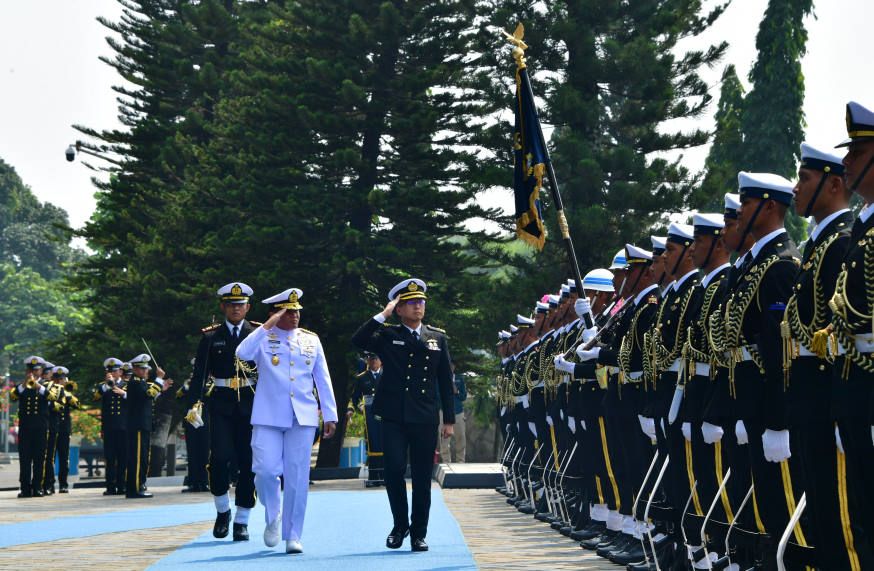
[[351, 317, 454, 540], [11, 380, 52, 496], [95, 380, 127, 494], [719, 231, 802, 538], [44, 394, 60, 494], [55, 387, 80, 491], [348, 368, 384, 482], [190, 320, 259, 510], [125, 375, 163, 496]]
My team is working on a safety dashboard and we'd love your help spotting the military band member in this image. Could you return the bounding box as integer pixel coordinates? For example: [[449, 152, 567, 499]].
[[119, 354, 172, 498], [236, 287, 338, 554], [830, 101, 874, 567], [352, 278, 454, 553], [51, 367, 80, 493], [188, 282, 259, 540], [96, 358, 127, 495], [347, 352, 384, 487], [11, 356, 57, 497], [41, 362, 58, 495]]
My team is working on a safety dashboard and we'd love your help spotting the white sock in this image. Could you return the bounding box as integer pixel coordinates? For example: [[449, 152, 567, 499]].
[[620, 515, 635, 535], [234, 506, 251, 525], [214, 492, 230, 513], [606, 510, 623, 531]]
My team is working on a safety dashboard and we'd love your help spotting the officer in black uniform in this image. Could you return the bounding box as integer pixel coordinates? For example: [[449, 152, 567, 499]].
[[37, 362, 59, 496], [120, 354, 171, 498], [95, 358, 128, 495], [188, 282, 259, 541], [177, 361, 210, 493], [11, 356, 57, 497], [52, 367, 81, 493], [352, 278, 455, 553], [347, 352, 384, 487]]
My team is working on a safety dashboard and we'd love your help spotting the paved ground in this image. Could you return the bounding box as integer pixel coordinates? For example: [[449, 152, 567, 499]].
[[0, 460, 615, 570]]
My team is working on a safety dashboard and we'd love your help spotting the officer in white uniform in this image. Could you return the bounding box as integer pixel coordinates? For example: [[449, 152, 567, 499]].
[[235, 287, 338, 554]]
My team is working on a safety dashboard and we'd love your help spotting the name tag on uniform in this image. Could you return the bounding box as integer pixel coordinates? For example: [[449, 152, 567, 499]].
[[213, 341, 226, 347], [393, 340, 405, 345]]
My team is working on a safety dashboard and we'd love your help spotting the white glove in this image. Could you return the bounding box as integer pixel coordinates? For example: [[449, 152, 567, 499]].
[[568, 416, 576, 434], [575, 298, 591, 318], [553, 355, 575, 373], [836, 425, 845, 454], [581, 420, 586, 431], [546, 415, 554, 427], [638, 415, 657, 439], [762, 429, 791, 463], [701, 422, 724, 444], [528, 422, 537, 436], [185, 406, 204, 429], [681, 422, 691, 442], [581, 327, 597, 343], [735, 420, 749, 445], [576, 346, 601, 362], [871, 425, 874, 448]]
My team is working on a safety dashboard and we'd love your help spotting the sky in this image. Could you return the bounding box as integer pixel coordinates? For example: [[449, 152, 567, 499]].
[[1, 0, 873, 232]]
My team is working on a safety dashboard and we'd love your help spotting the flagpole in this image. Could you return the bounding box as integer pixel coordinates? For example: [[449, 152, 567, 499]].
[[505, 24, 592, 329]]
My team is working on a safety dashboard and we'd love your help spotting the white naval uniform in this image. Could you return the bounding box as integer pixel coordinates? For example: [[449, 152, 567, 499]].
[[236, 325, 338, 541]]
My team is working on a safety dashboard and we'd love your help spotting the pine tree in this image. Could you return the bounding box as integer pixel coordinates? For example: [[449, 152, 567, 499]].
[[696, 64, 745, 211], [740, 0, 813, 242]]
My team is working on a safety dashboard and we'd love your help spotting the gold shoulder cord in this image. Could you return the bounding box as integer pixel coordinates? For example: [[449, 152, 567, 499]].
[[234, 357, 257, 402], [830, 227, 874, 376], [655, 285, 698, 372], [686, 280, 722, 380], [783, 233, 841, 381], [723, 255, 781, 392], [620, 303, 649, 390], [539, 336, 559, 396]]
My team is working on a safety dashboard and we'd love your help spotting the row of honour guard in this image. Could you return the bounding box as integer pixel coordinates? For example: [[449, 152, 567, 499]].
[[495, 101, 874, 570]]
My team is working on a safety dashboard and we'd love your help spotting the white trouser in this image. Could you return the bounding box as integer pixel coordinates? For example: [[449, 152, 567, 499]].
[[251, 416, 316, 541]]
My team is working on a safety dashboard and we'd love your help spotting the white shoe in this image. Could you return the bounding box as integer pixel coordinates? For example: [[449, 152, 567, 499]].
[[264, 514, 281, 547], [286, 539, 303, 554]]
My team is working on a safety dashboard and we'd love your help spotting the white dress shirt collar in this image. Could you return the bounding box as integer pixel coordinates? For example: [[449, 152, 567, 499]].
[[701, 263, 731, 288], [861, 202, 874, 223], [810, 208, 851, 242], [750, 228, 786, 259], [672, 269, 699, 292]]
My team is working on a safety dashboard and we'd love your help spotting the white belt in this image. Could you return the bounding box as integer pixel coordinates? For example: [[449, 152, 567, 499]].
[[692, 362, 710, 376], [514, 396, 525, 403], [667, 359, 681, 372], [796, 343, 816, 358], [213, 377, 255, 388], [837, 334, 874, 355], [627, 371, 644, 380]]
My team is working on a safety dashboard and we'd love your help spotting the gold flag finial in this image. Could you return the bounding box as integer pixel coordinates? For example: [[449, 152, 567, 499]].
[[502, 22, 527, 67]]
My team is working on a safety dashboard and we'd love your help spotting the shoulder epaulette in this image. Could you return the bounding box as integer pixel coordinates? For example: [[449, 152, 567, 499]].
[[355, 370, 367, 378], [299, 328, 318, 336], [250, 320, 262, 326], [427, 325, 446, 333], [202, 323, 221, 333]]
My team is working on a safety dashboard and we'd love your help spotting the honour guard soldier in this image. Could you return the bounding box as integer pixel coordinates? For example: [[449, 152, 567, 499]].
[[95, 358, 127, 495], [829, 101, 874, 567], [11, 356, 58, 497], [718, 172, 803, 551], [177, 360, 210, 493], [119, 354, 171, 498], [347, 352, 384, 487], [651, 236, 673, 296], [51, 367, 80, 493], [352, 278, 455, 553], [236, 288, 338, 554], [188, 282, 259, 540]]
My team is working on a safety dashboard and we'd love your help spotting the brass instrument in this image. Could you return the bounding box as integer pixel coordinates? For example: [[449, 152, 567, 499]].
[[26, 378, 37, 389], [107, 378, 116, 388], [64, 380, 78, 392]]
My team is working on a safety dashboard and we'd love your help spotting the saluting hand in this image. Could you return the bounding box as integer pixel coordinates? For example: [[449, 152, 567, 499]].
[[381, 295, 400, 319], [264, 308, 286, 330]]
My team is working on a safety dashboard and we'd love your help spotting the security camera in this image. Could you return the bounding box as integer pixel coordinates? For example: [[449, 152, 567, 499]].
[[65, 145, 76, 162]]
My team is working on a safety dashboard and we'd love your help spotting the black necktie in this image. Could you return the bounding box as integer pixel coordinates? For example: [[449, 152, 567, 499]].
[[412, 330, 419, 340], [232, 326, 239, 340]]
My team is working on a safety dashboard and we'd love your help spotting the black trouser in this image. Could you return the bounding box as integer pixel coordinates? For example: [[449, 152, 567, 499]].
[[56, 431, 71, 488], [364, 405, 384, 480], [207, 391, 256, 508], [615, 382, 653, 516], [836, 416, 874, 569], [184, 422, 209, 487], [126, 429, 151, 493], [103, 428, 127, 491], [382, 420, 437, 539], [44, 427, 58, 490], [18, 422, 48, 493]]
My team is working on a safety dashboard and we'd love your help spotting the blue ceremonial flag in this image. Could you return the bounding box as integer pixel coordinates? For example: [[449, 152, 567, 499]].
[[513, 65, 547, 250]]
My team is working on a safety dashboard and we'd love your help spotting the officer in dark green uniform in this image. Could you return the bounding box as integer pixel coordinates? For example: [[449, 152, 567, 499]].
[[352, 278, 455, 553], [347, 352, 384, 487]]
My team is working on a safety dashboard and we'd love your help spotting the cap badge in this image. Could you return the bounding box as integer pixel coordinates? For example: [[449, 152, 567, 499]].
[[231, 284, 243, 296], [289, 291, 298, 303], [408, 282, 418, 292]]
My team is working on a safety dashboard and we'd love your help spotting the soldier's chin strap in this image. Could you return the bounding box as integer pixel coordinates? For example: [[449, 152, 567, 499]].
[[737, 198, 769, 252], [699, 234, 719, 269], [849, 154, 874, 192], [626, 264, 645, 298], [804, 172, 830, 218], [669, 243, 690, 276]]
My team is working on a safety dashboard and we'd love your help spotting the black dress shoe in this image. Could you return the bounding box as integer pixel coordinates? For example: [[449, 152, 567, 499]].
[[597, 534, 632, 558], [232, 522, 249, 541], [181, 486, 197, 493], [198, 483, 211, 492], [17, 491, 31, 498], [386, 527, 409, 549], [103, 488, 116, 496], [581, 529, 617, 550], [44, 488, 54, 495], [411, 537, 428, 552], [126, 491, 153, 498], [59, 487, 69, 494], [213, 509, 231, 538], [32, 489, 44, 497], [115, 488, 126, 495], [365, 480, 381, 488], [610, 540, 645, 565]]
